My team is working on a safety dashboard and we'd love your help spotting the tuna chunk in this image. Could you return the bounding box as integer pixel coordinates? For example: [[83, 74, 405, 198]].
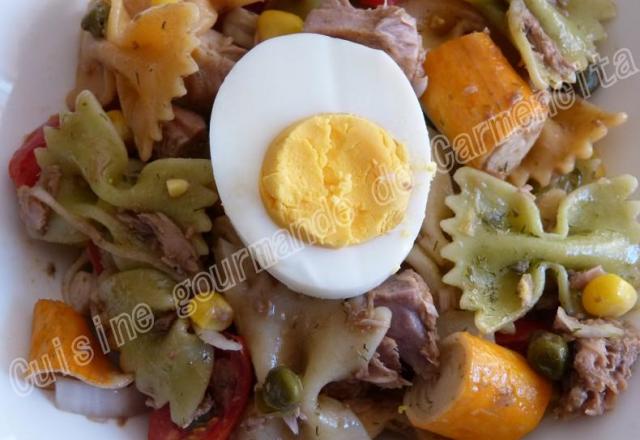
[[304, 0, 427, 92], [17, 165, 62, 235], [356, 336, 410, 388], [568, 266, 606, 291], [155, 106, 207, 158], [118, 211, 201, 275], [182, 30, 246, 114], [554, 309, 640, 417], [369, 269, 439, 377]]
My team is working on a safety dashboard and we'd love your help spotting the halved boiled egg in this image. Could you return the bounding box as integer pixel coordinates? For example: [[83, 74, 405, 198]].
[[210, 33, 431, 299]]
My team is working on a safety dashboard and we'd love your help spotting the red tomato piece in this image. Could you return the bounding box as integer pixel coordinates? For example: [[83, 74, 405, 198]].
[[148, 335, 253, 440], [495, 318, 550, 354], [8, 115, 59, 187]]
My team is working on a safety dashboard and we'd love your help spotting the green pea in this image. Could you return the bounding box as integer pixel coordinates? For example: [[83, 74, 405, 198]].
[[527, 331, 569, 381], [81, 1, 110, 39], [262, 366, 303, 412], [254, 389, 276, 414]]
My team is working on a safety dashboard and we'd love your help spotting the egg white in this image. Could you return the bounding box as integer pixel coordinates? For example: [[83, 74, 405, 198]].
[[210, 33, 431, 299]]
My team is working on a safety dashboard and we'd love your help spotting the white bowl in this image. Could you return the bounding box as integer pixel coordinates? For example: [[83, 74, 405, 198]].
[[0, 0, 638, 438]]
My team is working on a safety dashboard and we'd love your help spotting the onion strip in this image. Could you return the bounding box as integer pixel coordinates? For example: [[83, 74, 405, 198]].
[[28, 186, 183, 281], [55, 376, 148, 419], [194, 325, 242, 351]]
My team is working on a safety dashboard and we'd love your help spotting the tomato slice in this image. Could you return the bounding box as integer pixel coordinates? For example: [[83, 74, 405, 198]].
[[148, 335, 253, 440], [495, 318, 549, 354], [8, 115, 59, 187], [147, 407, 185, 440]]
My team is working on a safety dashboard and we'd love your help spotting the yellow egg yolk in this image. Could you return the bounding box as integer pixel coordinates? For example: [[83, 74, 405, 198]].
[[260, 114, 412, 248]]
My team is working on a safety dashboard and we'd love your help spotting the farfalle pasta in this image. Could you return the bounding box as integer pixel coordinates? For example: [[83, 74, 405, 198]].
[[509, 96, 627, 187], [25, 91, 217, 277], [101, 0, 200, 160], [93, 269, 215, 427], [188, 0, 220, 33], [120, 319, 215, 427], [216, 238, 391, 440], [406, 170, 461, 311], [507, 0, 616, 90], [40, 91, 216, 236], [441, 167, 640, 333], [67, 31, 117, 109], [7, 0, 640, 438]]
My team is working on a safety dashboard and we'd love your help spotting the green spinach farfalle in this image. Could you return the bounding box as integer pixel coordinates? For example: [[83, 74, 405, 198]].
[[507, 0, 616, 89], [39, 90, 216, 235], [120, 319, 214, 428], [29, 91, 217, 277], [441, 167, 640, 333], [96, 269, 214, 428]]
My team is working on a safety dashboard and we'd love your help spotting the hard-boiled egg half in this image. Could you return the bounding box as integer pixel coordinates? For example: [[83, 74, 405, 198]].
[[210, 33, 432, 299]]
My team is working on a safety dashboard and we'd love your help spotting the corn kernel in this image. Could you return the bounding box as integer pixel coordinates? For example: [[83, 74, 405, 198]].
[[151, 0, 180, 6], [255, 10, 304, 43], [166, 178, 190, 198], [106, 110, 132, 143], [582, 273, 637, 318], [189, 292, 234, 331]]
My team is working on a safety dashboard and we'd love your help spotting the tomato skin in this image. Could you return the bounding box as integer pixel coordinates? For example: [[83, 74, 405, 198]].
[[495, 319, 549, 354], [148, 407, 186, 440], [148, 335, 253, 440], [357, 0, 397, 8], [8, 115, 59, 187]]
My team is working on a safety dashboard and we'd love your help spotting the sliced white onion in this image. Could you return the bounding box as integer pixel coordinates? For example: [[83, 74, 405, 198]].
[[281, 408, 302, 435], [55, 377, 148, 419], [556, 307, 625, 338], [29, 186, 182, 281], [194, 325, 242, 351]]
